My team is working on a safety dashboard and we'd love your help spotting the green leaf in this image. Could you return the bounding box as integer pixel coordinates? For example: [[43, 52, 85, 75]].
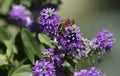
[[10, 65, 32, 76], [7, 25, 20, 39], [38, 33, 55, 48], [21, 29, 43, 64], [65, 56, 76, 69], [4, 39, 17, 58], [63, 55, 77, 72], [0, 54, 8, 66], [0, 0, 13, 15], [51, 0, 59, 4], [0, 27, 11, 43], [20, 0, 31, 7], [76, 58, 90, 70]]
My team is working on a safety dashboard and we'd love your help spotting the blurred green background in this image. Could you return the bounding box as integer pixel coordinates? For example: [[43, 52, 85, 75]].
[[58, 0, 120, 76]]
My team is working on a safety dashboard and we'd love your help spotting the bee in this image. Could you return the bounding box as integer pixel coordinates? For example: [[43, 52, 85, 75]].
[[58, 19, 75, 36]]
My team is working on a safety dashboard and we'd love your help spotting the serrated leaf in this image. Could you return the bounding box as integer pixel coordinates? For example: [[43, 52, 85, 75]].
[[10, 65, 32, 76], [38, 33, 54, 48], [21, 29, 43, 64]]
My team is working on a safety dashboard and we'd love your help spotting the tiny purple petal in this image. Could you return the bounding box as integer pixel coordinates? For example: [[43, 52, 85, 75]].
[[74, 67, 105, 76]]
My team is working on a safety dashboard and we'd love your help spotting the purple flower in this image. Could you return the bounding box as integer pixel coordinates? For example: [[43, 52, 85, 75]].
[[58, 24, 82, 52], [10, 5, 33, 27], [35, 48, 64, 76], [28, 23, 42, 33], [39, 8, 61, 35], [55, 67, 64, 76], [89, 38, 99, 51], [96, 29, 115, 54], [52, 55, 63, 68], [74, 70, 87, 76], [42, 48, 54, 58], [73, 49, 86, 58], [32, 60, 55, 76], [74, 67, 105, 76], [73, 38, 90, 58], [52, 55, 64, 76], [42, 48, 63, 68]]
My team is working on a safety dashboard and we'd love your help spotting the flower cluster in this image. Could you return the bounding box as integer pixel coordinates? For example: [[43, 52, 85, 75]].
[[58, 24, 82, 53], [89, 30, 115, 54], [73, 38, 91, 58], [33, 48, 63, 76], [74, 67, 105, 76], [10, 5, 33, 27], [39, 8, 61, 35], [42, 48, 54, 58], [96, 30, 114, 53], [42, 48, 63, 66], [32, 60, 55, 76]]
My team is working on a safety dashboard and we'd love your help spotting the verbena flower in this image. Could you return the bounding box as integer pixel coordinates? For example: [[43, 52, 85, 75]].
[[89, 38, 99, 51], [58, 24, 82, 52], [52, 55, 63, 68], [52, 55, 64, 76], [96, 29, 115, 54], [73, 38, 90, 58], [73, 49, 86, 58], [32, 60, 55, 76], [74, 67, 105, 76], [42, 48, 63, 67], [55, 67, 64, 76], [10, 5, 33, 27], [38, 48, 64, 76], [39, 8, 61, 35], [42, 48, 54, 58]]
